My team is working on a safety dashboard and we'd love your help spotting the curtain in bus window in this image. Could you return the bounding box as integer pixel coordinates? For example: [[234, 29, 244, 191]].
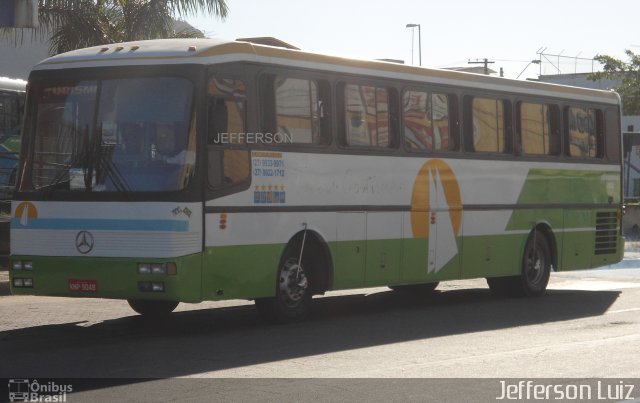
[[223, 149, 250, 185], [345, 84, 389, 147], [432, 94, 450, 150], [521, 103, 550, 155], [568, 107, 598, 157], [472, 97, 504, 152], [403, 90, 431, 150], [208, 78, 246, 144], [403, 91, 450, 151], [207, 76, 250, 188], [275, 77, 320, 144], [375, 88, 389, 146]]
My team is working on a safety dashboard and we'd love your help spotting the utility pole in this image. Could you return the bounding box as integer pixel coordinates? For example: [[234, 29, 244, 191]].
[[468, 58, 495, 75]]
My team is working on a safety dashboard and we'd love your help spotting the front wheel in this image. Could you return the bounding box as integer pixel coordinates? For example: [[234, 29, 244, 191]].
[[487, 231, 551, 297], [255, 252, 312, 324], [127, 299, 179, 317]]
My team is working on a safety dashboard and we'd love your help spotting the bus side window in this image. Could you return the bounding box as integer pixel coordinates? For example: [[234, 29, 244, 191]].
[[403, 90, 453, 152], [275, 77, 320, 144], [605, 108, 621, 163], [207, 77, 250, 189], [566, 106, 602, 158], [208, 148, 250, 188], [464, 96, 507, 153], [518, 102, 560, 156], [261, 75, 331, 145], [207, 77, 247, 145], [208, 98, 228, 143], [344, 84, 392, 148]]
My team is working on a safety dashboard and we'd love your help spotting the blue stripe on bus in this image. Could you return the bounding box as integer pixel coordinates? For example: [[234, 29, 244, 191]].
[[11, 218, 189, 232]]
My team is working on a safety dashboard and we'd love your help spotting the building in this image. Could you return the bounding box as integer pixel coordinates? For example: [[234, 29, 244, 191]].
[[535, 72, 619, 91], [0, 32, 49, 79]]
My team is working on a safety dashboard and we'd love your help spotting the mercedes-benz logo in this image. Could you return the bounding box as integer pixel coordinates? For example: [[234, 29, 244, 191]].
[[75, 231, 94, 254]]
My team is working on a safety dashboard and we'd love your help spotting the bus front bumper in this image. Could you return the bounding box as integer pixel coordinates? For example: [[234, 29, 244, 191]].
[[8, 254, 203, 303]]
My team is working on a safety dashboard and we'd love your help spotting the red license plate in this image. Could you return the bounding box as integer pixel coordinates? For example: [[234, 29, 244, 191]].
[[68, 279, 98, 293]]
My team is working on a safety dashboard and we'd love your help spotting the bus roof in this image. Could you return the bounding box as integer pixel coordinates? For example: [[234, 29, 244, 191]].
[[33, 38, 620, 105], [0, 76, 27, 92]]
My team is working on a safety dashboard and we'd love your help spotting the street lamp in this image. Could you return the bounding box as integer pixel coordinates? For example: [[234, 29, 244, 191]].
[[406, 23, 421, 66]]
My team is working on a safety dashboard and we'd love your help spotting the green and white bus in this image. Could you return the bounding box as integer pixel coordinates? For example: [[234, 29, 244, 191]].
[[10, 38, 624, 322]]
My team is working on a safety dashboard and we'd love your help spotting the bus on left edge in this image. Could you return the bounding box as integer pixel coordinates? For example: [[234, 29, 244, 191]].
[[0, 77, 26, 201], [0, 77, 26, 259]]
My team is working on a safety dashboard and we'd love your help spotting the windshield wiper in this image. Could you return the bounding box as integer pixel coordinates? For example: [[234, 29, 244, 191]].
[[42, 125, 92, 198], [96, 146, 131, 194]]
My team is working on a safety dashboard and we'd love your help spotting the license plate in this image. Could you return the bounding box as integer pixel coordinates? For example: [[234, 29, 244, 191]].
[[68, 279, 98, 293]]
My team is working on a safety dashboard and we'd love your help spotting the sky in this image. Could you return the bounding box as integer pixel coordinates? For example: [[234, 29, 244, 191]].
[[187, 0, 639, 80]]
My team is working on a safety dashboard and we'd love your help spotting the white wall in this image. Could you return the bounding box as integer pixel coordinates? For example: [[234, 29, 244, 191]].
[[0, 31, 50, 79]]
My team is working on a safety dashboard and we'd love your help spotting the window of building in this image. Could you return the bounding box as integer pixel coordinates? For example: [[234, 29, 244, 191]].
[[470, 97, 505, 153], [345, 84, 390, 147], [403, 90, 451, 151], [566, 107, 601, 158]]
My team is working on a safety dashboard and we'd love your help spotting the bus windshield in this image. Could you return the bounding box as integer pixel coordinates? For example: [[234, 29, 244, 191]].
[[22, 76, 195, 193]]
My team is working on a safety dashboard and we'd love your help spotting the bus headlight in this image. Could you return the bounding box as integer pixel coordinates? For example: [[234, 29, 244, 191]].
[[137, 281, 165, 292], [138, 262, 176, 275], [13, 278, 34, 288], [151, 264, 166, 275], [151, 282, 165, 292], [12, 261, 22, 271], [23, 261, 33, 271], [137, 263, 151, 275]]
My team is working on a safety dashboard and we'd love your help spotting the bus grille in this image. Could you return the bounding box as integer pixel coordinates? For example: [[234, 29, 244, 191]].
[[594, 212, 618, 255]]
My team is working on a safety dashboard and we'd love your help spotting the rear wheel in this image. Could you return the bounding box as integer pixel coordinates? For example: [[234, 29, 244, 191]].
[[487, 230, 551, 297], [127, 299, 179, 317], [520, 231, 551, 296], [255, 247, 313, 324]]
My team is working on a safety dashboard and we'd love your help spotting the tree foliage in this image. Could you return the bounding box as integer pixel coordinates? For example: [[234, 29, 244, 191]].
[[589, 50, 640, 115], [3, 0, 228, 55]]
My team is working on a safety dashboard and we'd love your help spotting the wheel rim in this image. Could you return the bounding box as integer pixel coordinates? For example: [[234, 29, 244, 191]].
[[279, 258, 309, 307], [525, 242, 546, 286]]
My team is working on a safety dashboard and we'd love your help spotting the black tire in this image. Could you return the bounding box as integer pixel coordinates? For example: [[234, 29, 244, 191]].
[[255, 246, 313, 324], [127, 299, 179, 317], [487, 230, 551, 297], [389, 282, 439, 294], [519, 231, 552, 296]]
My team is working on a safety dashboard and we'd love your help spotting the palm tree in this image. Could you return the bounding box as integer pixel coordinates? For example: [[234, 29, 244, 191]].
[[16, 0, 228, 55]]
